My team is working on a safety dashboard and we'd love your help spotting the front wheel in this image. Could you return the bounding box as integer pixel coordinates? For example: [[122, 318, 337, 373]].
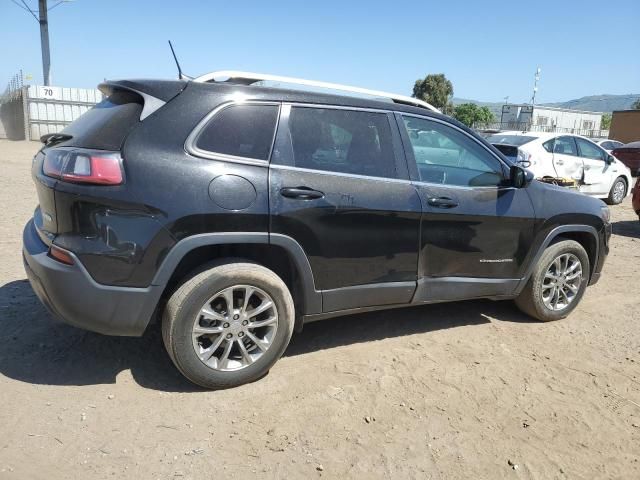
[[162, 261, 295, 389], [606, 177, 627, 205], [515, 240, 590, 322]]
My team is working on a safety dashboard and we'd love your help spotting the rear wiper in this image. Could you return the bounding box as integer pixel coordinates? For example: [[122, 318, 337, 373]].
[[40, 133, 73, 147]]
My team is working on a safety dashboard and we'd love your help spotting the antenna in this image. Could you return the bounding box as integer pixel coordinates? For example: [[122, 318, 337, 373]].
[[168, 40, 185, 80]]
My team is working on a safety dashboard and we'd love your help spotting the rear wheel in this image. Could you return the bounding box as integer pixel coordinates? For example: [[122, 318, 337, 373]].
[[515, 240, 589, 322], [162, 261, 294, 389], [606, 177, 627, 205]]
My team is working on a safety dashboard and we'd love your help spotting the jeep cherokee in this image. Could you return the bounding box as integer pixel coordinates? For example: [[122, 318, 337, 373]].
[[22, 72, 612, 389]]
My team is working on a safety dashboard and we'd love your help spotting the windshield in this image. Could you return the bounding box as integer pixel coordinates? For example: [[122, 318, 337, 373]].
[[486, 134, 536, 147]]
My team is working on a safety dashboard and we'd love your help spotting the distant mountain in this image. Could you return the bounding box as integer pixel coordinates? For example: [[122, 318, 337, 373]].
[[452, 93, 640, 116], [542, 94, 640, 112]]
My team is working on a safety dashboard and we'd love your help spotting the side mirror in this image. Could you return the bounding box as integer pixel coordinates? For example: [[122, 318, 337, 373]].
[[510, 165, 532, 188], [606, 154, 615, 165]]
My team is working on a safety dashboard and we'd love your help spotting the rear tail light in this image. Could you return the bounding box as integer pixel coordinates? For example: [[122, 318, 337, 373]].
[[43, 148, 123, 185], [516, 149, 534, 167]]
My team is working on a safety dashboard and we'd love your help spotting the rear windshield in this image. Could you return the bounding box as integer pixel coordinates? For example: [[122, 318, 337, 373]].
[[486, 134, 536, 147], [60, 90, 143, 150]]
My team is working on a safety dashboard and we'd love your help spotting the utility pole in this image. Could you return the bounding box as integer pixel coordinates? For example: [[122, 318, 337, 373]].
[[38, 0, 51, 86]]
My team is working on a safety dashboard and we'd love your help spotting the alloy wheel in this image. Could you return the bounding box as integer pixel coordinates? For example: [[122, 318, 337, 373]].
[[191, 285, 278, 371], [612, 180, 625, 203], [541, 253, 582, 311]]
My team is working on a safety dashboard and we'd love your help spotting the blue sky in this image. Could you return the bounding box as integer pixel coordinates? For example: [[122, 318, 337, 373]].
[[1, 0, 639, 103]]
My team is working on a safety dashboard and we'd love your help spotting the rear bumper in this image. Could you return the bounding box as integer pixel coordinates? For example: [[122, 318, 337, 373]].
[[620, 160, 640, 175], [632, 182, 640, 214], [22, 220, 161, 336]]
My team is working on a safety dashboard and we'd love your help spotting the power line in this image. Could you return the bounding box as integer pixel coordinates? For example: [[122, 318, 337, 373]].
[[15, 0, 39, 21], [8, 0, 76, 86]]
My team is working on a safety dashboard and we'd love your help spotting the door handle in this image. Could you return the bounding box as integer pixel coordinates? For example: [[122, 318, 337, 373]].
[[556, 159, 564, 165], [280, 187, 324, 200], [427, 196, 459, 208]]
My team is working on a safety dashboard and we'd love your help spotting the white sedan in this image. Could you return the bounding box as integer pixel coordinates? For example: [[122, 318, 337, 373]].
[[593, 139, 624, 153], [487, 131, 633, 205]]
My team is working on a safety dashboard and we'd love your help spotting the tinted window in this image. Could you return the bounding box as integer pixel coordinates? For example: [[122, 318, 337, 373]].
[[284, 107, 397, 179], [196, 104, 279, 160], [486, 134, 537, 147], [576, 138, 606, 161], [545, 136, 578, 156], [402, 116, 504, 187], [61, 90, 142, 150]]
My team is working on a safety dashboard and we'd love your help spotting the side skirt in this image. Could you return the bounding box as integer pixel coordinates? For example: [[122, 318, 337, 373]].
[[413, 276, 521, 303], [302, 276, 520, 325]]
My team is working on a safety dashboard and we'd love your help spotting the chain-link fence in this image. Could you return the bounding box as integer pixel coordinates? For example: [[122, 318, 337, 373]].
[[1, 71, 103, 141], [475, 121, 609, 139], [0, 71, 26, 139]]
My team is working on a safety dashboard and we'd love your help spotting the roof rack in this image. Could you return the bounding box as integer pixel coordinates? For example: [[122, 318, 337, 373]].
[[193, 70, 439, 112]]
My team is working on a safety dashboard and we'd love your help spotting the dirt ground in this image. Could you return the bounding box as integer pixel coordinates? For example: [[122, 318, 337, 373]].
[[0, 139, 638, 480]]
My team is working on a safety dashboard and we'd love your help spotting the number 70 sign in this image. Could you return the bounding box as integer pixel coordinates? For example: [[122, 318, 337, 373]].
[[35, 85, 61, 100]]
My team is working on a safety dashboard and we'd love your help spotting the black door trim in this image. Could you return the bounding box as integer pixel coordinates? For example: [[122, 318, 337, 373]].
[[322, 281, 416, 313], [413, 276, 521, 303]]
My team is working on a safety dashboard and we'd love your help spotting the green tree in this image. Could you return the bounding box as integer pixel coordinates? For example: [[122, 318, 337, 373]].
[[412, 74, 454, 113], [452, 103, 495, 127], [601, 113, 612, 129], [632, 99, 640, 109]]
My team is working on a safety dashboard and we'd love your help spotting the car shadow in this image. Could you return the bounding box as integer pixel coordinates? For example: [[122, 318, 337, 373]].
[[285, 299, 533, 357], [612, 220, 640, 239], [0, 278, 534, 392]]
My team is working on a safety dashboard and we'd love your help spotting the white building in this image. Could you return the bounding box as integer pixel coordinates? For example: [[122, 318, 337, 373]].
[[500, 104, 603, 135]]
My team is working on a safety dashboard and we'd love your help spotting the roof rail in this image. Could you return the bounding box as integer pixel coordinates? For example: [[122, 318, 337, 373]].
[[193, 70, 439, 112]]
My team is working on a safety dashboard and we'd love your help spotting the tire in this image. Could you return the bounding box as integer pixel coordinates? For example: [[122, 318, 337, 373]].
[[606, 176, 627, 205], [162, 260, 294, 389], [515, 240, 590, 322]]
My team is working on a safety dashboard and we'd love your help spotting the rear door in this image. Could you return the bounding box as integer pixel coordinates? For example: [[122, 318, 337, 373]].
[[548, 136, 583, 181], [397, 114, 536, 301], [269, 104, 421, 312], [575, 137, 613, 195]]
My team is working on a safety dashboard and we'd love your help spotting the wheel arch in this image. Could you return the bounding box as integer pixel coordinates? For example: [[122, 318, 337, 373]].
[[516, 225, 600, 294], [152, 233, 322, 330]]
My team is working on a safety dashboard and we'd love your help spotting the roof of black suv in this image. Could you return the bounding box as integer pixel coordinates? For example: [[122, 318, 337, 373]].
[[101, 78, 446, 122], [97, 76, 489, 153]]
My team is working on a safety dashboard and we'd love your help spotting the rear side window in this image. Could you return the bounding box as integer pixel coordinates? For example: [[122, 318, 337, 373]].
[[60, 90, 142, 150], [544, 136, 578, 156], [576, 138, 606, 161], [195, 104, 279, 160], [282, 107, 397, 179]]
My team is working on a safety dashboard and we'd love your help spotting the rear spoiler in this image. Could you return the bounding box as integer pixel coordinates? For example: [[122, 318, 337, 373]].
[[40, 133, 73, 145], [98, 79, 188, 121]]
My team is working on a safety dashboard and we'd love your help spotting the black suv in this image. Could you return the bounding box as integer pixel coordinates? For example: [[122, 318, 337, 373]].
[[23, 73, 611, 389]]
